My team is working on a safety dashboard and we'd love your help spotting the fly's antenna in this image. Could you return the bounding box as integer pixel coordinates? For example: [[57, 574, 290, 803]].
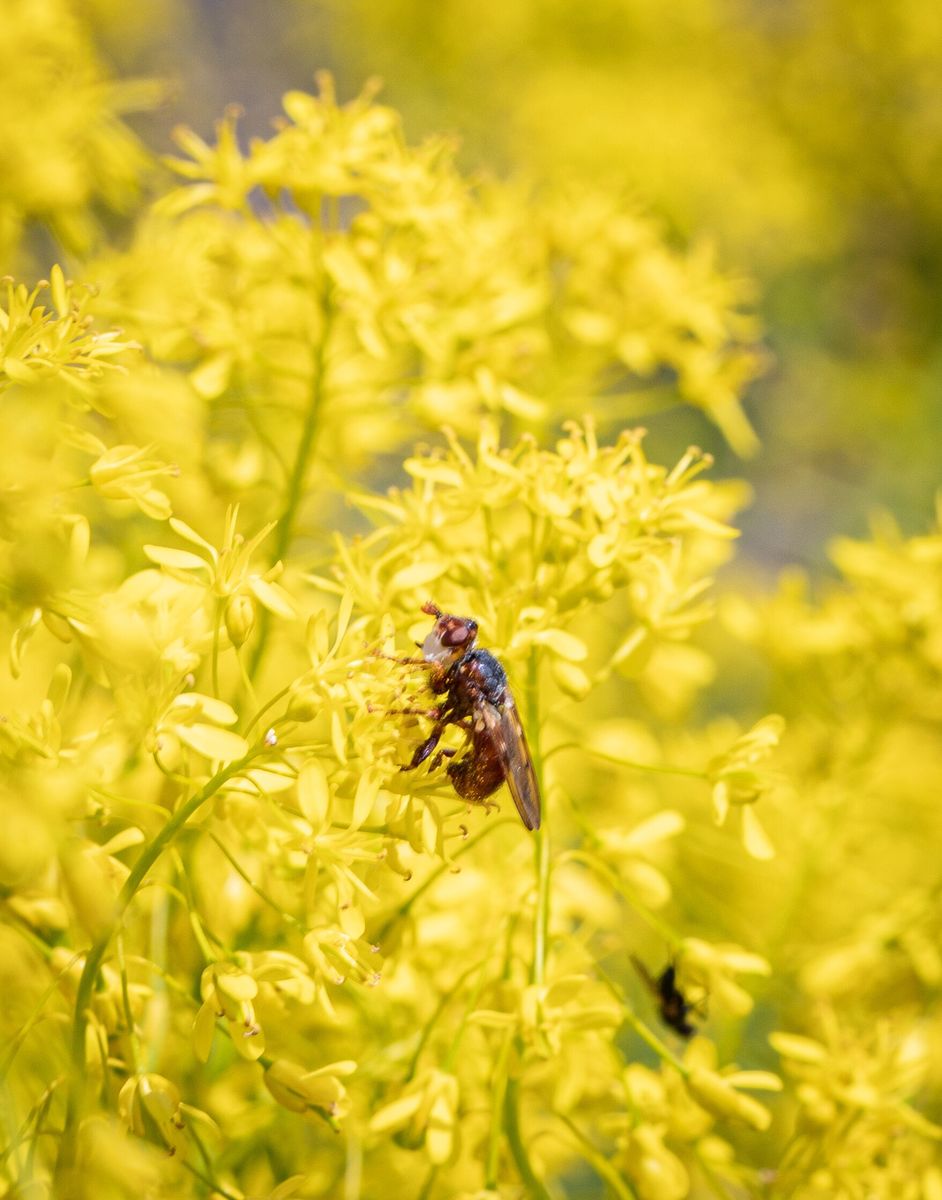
[[422, 600, 443, 618]]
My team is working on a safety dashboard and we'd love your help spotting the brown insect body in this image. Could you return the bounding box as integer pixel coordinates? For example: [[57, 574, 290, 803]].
[[401, 603, 541, 832]]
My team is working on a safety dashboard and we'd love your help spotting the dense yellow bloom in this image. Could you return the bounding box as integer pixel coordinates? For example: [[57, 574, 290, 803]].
[[0, 0, 154, 266], [1, 10, 940, 1198]]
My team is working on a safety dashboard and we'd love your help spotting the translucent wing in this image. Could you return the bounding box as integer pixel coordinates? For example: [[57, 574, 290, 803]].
[[481, 692, 541, 831], [629, 954, 659, 997]]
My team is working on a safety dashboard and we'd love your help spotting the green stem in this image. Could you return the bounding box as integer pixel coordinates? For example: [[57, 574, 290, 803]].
[[417, 1165, 439, 1200], [484, 1029, 513, 1189], [114, 933, 140, 1074], [373, 817, 516, 946], [243, 680, 293, 736], [248, 294, 333, 682], [208, 831, 303, 930], [181, 1157, 242, 1200], [0, 952, 84, 1080], [54, 742, 266, 1185], [211, 598, 222, 697], [504, 1070, 554, 1200], [528, 650, 550, 988], [588, 751, 708, 780], [442, 952, 493, 1073], [560, 849, 681, 946], [555, 1111, 637, 1200], [404, 957, 490, 1083], [622, 1007, 688, 1073], [594, 962, 689, 1073], [169, 848, 220, 962]]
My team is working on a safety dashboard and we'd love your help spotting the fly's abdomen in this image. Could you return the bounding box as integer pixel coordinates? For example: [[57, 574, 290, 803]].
[[447, 728, 506, 800]]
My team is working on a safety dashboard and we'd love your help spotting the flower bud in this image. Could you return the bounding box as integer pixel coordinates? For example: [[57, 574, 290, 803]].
[[225, 594, 256, 646], [686, 1068, 772, 1131], [287, 681, 320, 721]]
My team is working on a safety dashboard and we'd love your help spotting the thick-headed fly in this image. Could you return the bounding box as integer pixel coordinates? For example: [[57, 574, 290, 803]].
[[630, 955, 700, 1038], [398, 601, 541, 832]]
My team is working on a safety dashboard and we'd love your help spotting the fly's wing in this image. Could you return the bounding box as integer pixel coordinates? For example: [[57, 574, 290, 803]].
[[481, 692, 541, 831], [629, 955, 658, 997]]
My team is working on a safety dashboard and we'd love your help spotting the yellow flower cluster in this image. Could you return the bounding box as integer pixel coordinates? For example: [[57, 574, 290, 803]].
[[1, 13, 940, 1198], [0, 0, 154, 265]]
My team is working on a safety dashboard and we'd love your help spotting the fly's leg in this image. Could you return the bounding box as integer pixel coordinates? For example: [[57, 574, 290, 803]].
[[369, 703, 443, 720], [372, 653, 436, 668], [428, 746, 457, 771], [403, 718, 470, 774], [401, 723, 446, 772]]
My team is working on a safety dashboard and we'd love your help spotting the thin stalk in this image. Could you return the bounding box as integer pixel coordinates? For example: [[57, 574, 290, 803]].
[[594, 961, 689, 1073], [405, 957, 493, 1083], [560, 849, 681, 946], [442, 952, 493, 1073], [374, 817, 516, 946], [181, 1158, 242, 1200], [528, 649, 550, 987], [620, 1007, 688, 1073], [484, 1029, 513, 1189], [168, 848, 220, 962], [588, 751, 708, 780], [504, 1071, 554, 1200], [417, 1165, 439, 1200], [248, 294, 333, 682], [211, 598, 222, 697], [208, 831, 303, 930], [54, 742, 266, 1185], [555, 1111, 637, 1200], [0, 953, 83, 1080], [115, 933, 140, 1074]]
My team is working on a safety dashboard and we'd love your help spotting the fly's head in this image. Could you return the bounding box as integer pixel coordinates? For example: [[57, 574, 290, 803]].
[[420, 601, 478, 667]]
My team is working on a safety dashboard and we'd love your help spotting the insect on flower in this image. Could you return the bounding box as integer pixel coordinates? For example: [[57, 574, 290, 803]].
[[630, 955, 703, 1038], [397, 601, 541, 832]]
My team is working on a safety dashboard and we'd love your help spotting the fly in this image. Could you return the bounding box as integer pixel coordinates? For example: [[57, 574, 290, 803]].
[[630, 955, 701, 1038], [398, 601, 541, 832]]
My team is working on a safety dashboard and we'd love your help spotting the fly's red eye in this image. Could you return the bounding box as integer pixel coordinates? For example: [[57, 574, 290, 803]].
[[441, 620, 476, 646]]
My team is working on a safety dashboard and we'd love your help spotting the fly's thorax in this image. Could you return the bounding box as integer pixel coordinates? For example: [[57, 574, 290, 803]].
[[457, 649, 508, 704]]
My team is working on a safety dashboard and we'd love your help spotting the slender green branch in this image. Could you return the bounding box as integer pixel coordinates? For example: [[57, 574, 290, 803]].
[[115, 933, 140, 1074], [559, 849, 681, 946], [417, 1165, 439, 1200], [0, 1077, 62, 1170], [0, 953, 83, 1081], [528, 649, 550, 988], [442, 950, 494, 1073], [54, 742, 267, 1185], [485, 1029, 514, 1189], [504, 1071, 554, 1200], [248, 292, 334, 682], [595, 962, 689, 1075], [373, 817, 517, 946], [208, 831, 303, 930], [181, 1157, 243, 1200], [587, 749, 708, 780], [168, 848, 222, 962], [211, 598, 222, 697], [243, 680, 293, 736], [405, 957, 490, 1083], [554, 1110, 637, 1200], [620, 1006, 688, 1073]]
